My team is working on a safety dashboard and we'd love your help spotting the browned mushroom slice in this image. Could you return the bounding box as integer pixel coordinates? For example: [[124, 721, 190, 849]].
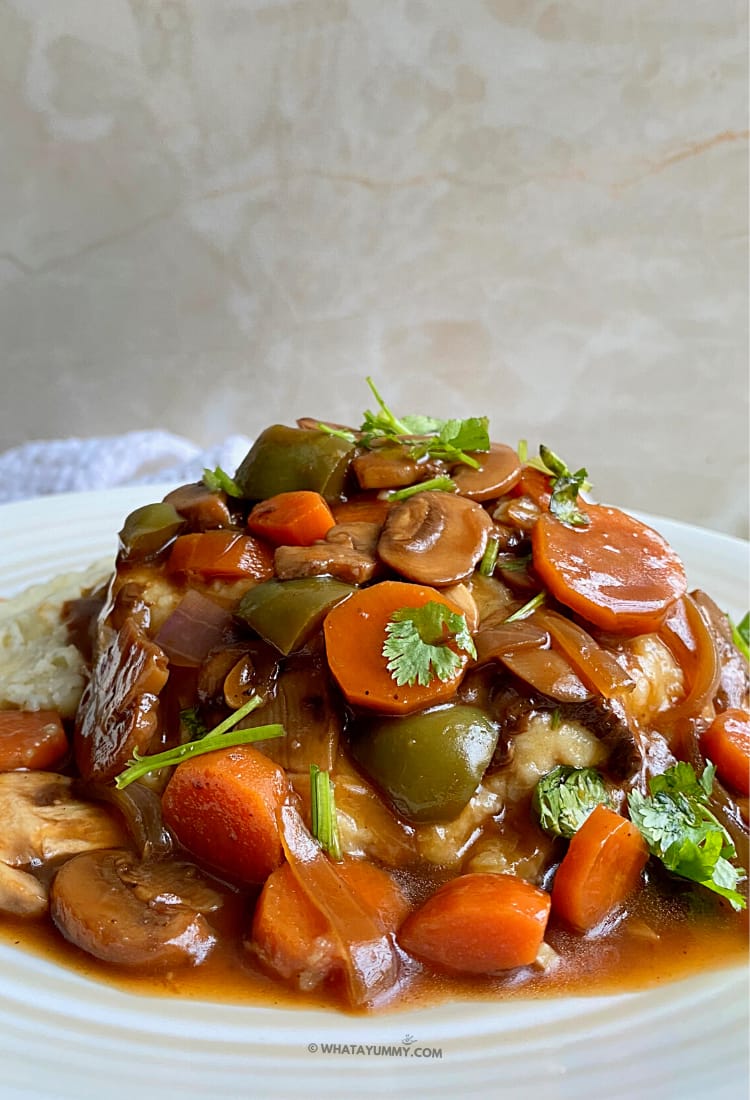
[[74, 618, 169, 782], [377, 491, 492, 586], [352, 445, 423, 490], [274, 521, 381, 585], [163, 482, 233, 530], [0, 861, 48, 918], [50, 850, 223, 968], [0, 771, 127, 867], [451, 443, 522, 501]]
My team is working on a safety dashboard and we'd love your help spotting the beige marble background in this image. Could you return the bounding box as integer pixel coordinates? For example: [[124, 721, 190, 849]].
[[0, 0, 747, 536]]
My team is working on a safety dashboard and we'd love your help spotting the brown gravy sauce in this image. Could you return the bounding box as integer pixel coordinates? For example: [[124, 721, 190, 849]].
[[1, 870, 747, 1015]]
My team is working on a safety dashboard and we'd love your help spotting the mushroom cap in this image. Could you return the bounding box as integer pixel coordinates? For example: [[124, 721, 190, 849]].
[[451, 443, 522, 501], [50, 849, 222, 968], [377, 491, 493, 587]]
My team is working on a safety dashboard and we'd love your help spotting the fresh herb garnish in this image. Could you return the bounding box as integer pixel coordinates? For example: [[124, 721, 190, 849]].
[[387, 476, 457, 502], [310, 764, 342, 860], [316, 423, 358, 443], [382, 601, 476, 687], [479, 535, 500, 576], [527, 445, 591, 528], [533, 765, 613, 839], [359, 378, 489, 470], [202, 465, 243, 497], [627, 762, 746, 911], [504, 590, 546, 622], [115, 695, 284, 789], [180, 706, 207, 740], [730, 611, 750, 662]]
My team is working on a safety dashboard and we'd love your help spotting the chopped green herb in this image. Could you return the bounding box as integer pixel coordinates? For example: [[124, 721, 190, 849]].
[[627, 762, 746, 911], [180, 706, 207, 741], [310, 764, 342, 860], [517, 439, 529, 464], [550, 707, 562, 731], [527, 445, 591, 528], [382, 601, 476, 688], [533, 765, 613, 839], [202, 466, 243, 498], [358, 378, 489, 470], [730, 611, 750, 662], [115, 695, 284, 790], [479, 535, 500, 577], [497, 553, 532, 574], [387, 476, 457, 502], [504, 590, 546, 622], [316, 423, 358, 443]]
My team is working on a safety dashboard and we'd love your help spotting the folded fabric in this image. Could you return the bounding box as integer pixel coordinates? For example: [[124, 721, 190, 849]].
[[0, 431, 253, 503]]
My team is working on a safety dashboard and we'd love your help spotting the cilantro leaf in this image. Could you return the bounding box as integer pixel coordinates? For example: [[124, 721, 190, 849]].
[[382, 602, 476, 687], [533, 765, 614, 839], [202, 466, 243, 497], [527, 445, 591, 528], [730, 611, 750, 662], [627, 763, 746, 911], [358, 378, 489, 469]]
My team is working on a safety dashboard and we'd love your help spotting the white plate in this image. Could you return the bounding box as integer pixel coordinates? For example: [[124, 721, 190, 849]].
[[0, 486, 747, 1100]]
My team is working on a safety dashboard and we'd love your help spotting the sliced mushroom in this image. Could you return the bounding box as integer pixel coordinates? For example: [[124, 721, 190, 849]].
[[377, 491, 492, 586], [452, 443, 522, 501], [0, 771, 127, 867], [352, 445, 424, 490], [274, 521, 381, 585], [0, 861, 48, 918], [163, 482, 233, 530], [50, 849, 222, 968], [74, 617, 169, 782]]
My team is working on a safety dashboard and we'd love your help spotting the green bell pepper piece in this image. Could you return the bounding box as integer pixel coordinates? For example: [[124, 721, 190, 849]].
[[234, 425, 355, 502], [236, 577, 356, 655], [118, 502, 185, 560], [351, 704, 499, 824]]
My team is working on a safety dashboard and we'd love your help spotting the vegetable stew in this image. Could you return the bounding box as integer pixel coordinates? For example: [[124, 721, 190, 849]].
[[0, 380, 747, 1014]]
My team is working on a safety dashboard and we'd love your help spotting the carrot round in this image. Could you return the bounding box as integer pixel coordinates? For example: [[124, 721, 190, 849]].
[[161, 746, 289, 884], [247, 491, 336, 547], [531, 504, 686, 634], [551, 804, 649, 932], [0, 709, 68, 771], [167, 531, 275, 581], [323, 580, 467, 714], [397, 872, 551, 973], [251, 857, 409, 987], [701, 708, 750, 796]]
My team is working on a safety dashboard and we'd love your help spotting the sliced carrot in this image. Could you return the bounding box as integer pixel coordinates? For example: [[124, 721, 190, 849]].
[[397, 872, 551, 973], [0, 709, 68, 771], [323, 580, 467, 715], [161, 746, 289, 884], [513, 466, 552, 506], [701, 708, 750, 796], [247, 491, 336, 547], [531, 503, 687, 634], [167, 531, 275, 581], [251, 857, 409, 988], [551, 804, 649, 932]]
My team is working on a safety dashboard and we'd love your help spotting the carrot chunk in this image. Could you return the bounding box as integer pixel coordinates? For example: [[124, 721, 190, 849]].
[[701, 708, 750, 796], [551, 804, 649, 932], [167, 531, 275, 581], [531, 504, 687, 634], [323, 580, 467, 715], [0, 709, 68, 771], [161, 746, 289, 884], [247, 491, 336, 547], [397, 873, 551, 973], [251, 857, 408, 989]]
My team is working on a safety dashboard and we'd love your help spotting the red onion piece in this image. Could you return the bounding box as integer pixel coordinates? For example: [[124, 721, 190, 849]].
[[155, 589, 234, 668]]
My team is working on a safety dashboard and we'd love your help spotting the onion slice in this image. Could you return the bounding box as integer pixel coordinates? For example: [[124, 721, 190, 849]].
[[155, 589, 234, 668], [277, 802, 400, 1006], [659, 594, 721, 723], [534, 608, 635, 700]]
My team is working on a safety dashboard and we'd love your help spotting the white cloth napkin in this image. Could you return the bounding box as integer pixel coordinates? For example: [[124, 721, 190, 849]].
[[0, 431, 253, 503]]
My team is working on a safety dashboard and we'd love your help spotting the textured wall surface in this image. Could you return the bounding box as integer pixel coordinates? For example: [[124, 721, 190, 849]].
[[0, 0, 747, 535]]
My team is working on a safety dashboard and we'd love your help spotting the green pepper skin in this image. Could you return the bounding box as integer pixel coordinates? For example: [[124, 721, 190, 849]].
[[234, 425, 355, 502], [351, 705, 499, 824], [236, 577, 356, 655], [118, 502, 185, 560]]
